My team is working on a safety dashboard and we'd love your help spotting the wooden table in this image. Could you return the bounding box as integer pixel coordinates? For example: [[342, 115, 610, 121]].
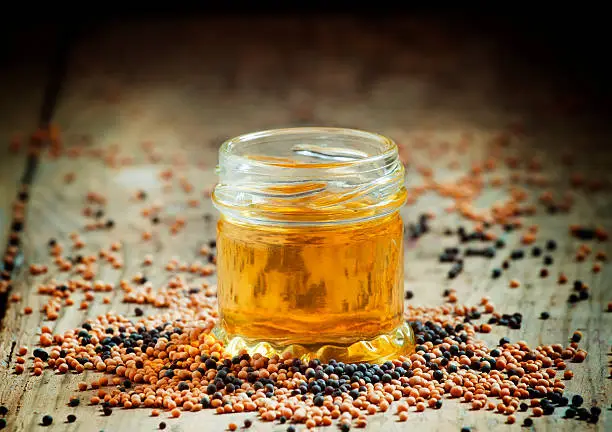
[[0, 17, 610, 431]]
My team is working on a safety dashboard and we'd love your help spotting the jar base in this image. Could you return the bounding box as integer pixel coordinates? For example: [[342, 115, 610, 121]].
[[212, 322, 415, 364]]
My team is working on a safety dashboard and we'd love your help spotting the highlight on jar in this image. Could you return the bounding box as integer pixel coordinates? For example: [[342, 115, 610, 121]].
[[211, 127, 414, 364]]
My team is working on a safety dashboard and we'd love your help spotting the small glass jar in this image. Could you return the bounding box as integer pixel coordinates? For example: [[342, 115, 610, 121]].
[[212, 127, 414, 363]]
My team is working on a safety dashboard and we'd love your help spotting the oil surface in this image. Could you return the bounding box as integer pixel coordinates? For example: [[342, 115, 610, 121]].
[[214, 213, 414, 362]]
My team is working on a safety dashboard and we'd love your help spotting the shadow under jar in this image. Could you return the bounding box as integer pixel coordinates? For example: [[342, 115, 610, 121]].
[[212, 127, 414, 363]]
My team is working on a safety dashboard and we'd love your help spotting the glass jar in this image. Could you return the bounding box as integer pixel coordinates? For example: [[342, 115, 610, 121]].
[[212, 127, 414, 363]]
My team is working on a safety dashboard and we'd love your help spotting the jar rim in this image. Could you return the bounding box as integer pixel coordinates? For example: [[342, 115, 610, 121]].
[[219, 127, 397, 170]]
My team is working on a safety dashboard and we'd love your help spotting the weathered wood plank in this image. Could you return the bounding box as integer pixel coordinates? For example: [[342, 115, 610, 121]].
[[0, 53, 49, 261], [0, 17, 610, 432]]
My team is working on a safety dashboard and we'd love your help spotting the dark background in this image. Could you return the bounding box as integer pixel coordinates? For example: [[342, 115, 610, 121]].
[[2, 9, 611, 117]]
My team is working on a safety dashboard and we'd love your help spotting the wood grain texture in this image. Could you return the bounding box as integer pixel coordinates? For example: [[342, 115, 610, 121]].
[[0, 17, 610, 432], [0, 54, 50, 257]]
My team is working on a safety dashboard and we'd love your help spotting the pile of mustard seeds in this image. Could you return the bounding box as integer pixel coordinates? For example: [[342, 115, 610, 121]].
[[1, 125, 608, 430]]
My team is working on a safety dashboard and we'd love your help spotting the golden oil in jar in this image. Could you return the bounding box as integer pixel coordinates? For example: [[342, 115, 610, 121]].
[[212, 127, 414, 363]]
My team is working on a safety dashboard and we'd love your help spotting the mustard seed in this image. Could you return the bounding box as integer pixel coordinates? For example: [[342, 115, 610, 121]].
[[571, 331, 582, 342]]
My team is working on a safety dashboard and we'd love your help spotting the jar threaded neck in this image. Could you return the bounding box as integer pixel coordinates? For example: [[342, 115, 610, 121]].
[[213, 127, 406, 225]]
